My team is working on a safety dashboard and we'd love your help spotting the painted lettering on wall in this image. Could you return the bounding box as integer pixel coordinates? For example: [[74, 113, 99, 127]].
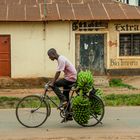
[[114, 24, 139, 31], [110, 59, 138, 67], [72, 21, 108, 31], [109, 40, 117, 47]]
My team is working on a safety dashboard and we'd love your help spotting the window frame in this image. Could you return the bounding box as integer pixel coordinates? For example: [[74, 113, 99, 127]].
[[118, 32, 140, 58]]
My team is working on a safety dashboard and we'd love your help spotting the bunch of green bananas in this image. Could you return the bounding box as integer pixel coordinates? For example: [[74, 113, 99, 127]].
[[89, 98, 102, 115], [95, 88, 104, 97], [72, 95, 90, 125], [76, 70, 94, 94], [88, 88, 104, 116]]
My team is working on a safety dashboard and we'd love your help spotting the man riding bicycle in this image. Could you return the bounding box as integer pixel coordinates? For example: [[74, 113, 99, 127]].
[[47, 48, 77, 123]]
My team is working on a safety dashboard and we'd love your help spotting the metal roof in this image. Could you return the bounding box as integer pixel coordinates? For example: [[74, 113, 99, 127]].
[[0, 0, 140, 21]]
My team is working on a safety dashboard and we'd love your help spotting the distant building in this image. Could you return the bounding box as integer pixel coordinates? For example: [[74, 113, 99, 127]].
[[116, 0, 140, 6], [1, 0, 140, 77]]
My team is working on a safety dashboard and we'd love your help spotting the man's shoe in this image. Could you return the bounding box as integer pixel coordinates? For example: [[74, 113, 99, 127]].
[[61, 116, 73, 123]]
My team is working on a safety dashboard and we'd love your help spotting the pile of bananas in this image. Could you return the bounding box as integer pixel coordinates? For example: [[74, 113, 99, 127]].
[[89, 88, 104, 115], [89, 98, 102, 115], [72, 71, 94, 125], [76, 70, 94, 94], [72, 94, 90, 125]]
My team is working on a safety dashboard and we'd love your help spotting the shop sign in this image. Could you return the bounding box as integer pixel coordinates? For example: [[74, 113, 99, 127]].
[[110, 59, 138, 67], [72, 21, 108, 31], [115, 24, 139, 31]]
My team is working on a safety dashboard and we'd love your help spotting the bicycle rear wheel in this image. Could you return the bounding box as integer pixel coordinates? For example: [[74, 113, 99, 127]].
[[16, 95, 49, 128], [73, 95, 104, 127], [84, 95, 104, 127]]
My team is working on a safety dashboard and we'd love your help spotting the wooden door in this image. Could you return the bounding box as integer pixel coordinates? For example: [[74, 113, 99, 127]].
[[0, 35, 11, 77], [76, 34, 105, 75]]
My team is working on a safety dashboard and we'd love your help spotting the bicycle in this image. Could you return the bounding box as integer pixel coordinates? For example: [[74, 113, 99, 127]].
[[15, 82, 105, 128]]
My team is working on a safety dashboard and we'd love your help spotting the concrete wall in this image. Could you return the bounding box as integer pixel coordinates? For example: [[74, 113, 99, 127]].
[[45, 21, 75, 77], [0, 22, 45, 78], [108, 21, 140, 70], [0, 21, 75, 78], [1, 20, 140, 78]]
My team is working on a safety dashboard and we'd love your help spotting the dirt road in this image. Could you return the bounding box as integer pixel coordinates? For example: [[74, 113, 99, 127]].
[[0, 86, 140, 98], [0, 77, 140, 140], [1, 75, 140, 97], [0, 107, 140, 140]]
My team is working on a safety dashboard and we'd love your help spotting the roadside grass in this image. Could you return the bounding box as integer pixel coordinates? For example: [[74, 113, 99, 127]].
[[0, 96, 20, 109], [0, 96, 60, 109], [109, 78, 136, 89], [104, 94, 140, 106], [0, 94, 140, 109]]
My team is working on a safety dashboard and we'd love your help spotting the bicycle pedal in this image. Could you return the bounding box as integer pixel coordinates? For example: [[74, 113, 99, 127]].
[[61, 118, 67, 123]]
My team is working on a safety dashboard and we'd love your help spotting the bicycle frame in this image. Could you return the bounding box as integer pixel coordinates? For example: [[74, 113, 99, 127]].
[[42, 86, 76, 112], [15, 83, 105, 128]]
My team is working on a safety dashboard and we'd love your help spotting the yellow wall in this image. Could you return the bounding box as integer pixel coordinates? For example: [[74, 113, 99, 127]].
[[0, 21, 75, 78], [108, 21, 140, 69], [0, 21, 140, 78], [0, 22, 45, 78], [45, 21, 76, 77]]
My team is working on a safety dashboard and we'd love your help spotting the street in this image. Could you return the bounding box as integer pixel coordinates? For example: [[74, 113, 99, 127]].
[[0, 107, 140, 140]]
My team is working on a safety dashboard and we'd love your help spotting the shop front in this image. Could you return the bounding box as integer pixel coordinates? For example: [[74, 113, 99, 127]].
[[108, 21, 140, 75], [73, 20, 140, 76]]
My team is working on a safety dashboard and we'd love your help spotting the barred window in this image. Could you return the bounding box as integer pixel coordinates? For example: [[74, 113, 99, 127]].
[[119, 33, 140, 56]]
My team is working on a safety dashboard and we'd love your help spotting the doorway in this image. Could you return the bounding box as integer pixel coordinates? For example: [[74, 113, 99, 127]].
[[0, 35, 11, 77], [76, 34, 105, 75]]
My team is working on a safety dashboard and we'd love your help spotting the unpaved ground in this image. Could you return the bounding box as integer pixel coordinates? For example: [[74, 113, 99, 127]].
[[0, 87, 140, 98], [0, 76, 140, 97], [0, 107, 140, 140], [0, 77, 140, 140], [123, 76, 140, 89]]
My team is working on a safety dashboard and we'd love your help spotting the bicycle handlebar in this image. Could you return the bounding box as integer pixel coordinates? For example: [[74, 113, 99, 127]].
[[44, 81, 54, 90]]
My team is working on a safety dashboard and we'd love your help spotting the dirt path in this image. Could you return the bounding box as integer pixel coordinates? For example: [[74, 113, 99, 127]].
[[0, 107, 140, 140], [0, 86, 140, 98], [0, 76, 140, 97], [0, 88, 45, 97]]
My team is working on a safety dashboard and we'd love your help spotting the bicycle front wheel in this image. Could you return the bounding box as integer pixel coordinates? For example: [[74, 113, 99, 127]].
[[16, 95, 49, 128]]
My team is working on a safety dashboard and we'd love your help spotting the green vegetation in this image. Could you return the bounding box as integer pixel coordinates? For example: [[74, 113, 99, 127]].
[[0, 96, 60, 109], [0, 96, 20, 109], [109, 78, 135, 89], [104, 94, 140, 106], [0, 94, 140, 109]]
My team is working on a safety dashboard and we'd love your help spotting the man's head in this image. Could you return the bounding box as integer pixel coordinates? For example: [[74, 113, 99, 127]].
[[47, 48, 59, 61]]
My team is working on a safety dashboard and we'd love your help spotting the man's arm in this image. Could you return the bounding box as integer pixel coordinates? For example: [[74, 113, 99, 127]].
[[51, 71, 61, 85]]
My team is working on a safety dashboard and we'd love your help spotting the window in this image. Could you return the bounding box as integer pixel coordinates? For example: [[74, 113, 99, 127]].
[[119, 33, 140, 56]]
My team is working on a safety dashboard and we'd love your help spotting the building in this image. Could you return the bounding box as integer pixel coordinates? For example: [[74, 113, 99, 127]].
[[116, 0, 140, 6], [0, 0, 140, 78]]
